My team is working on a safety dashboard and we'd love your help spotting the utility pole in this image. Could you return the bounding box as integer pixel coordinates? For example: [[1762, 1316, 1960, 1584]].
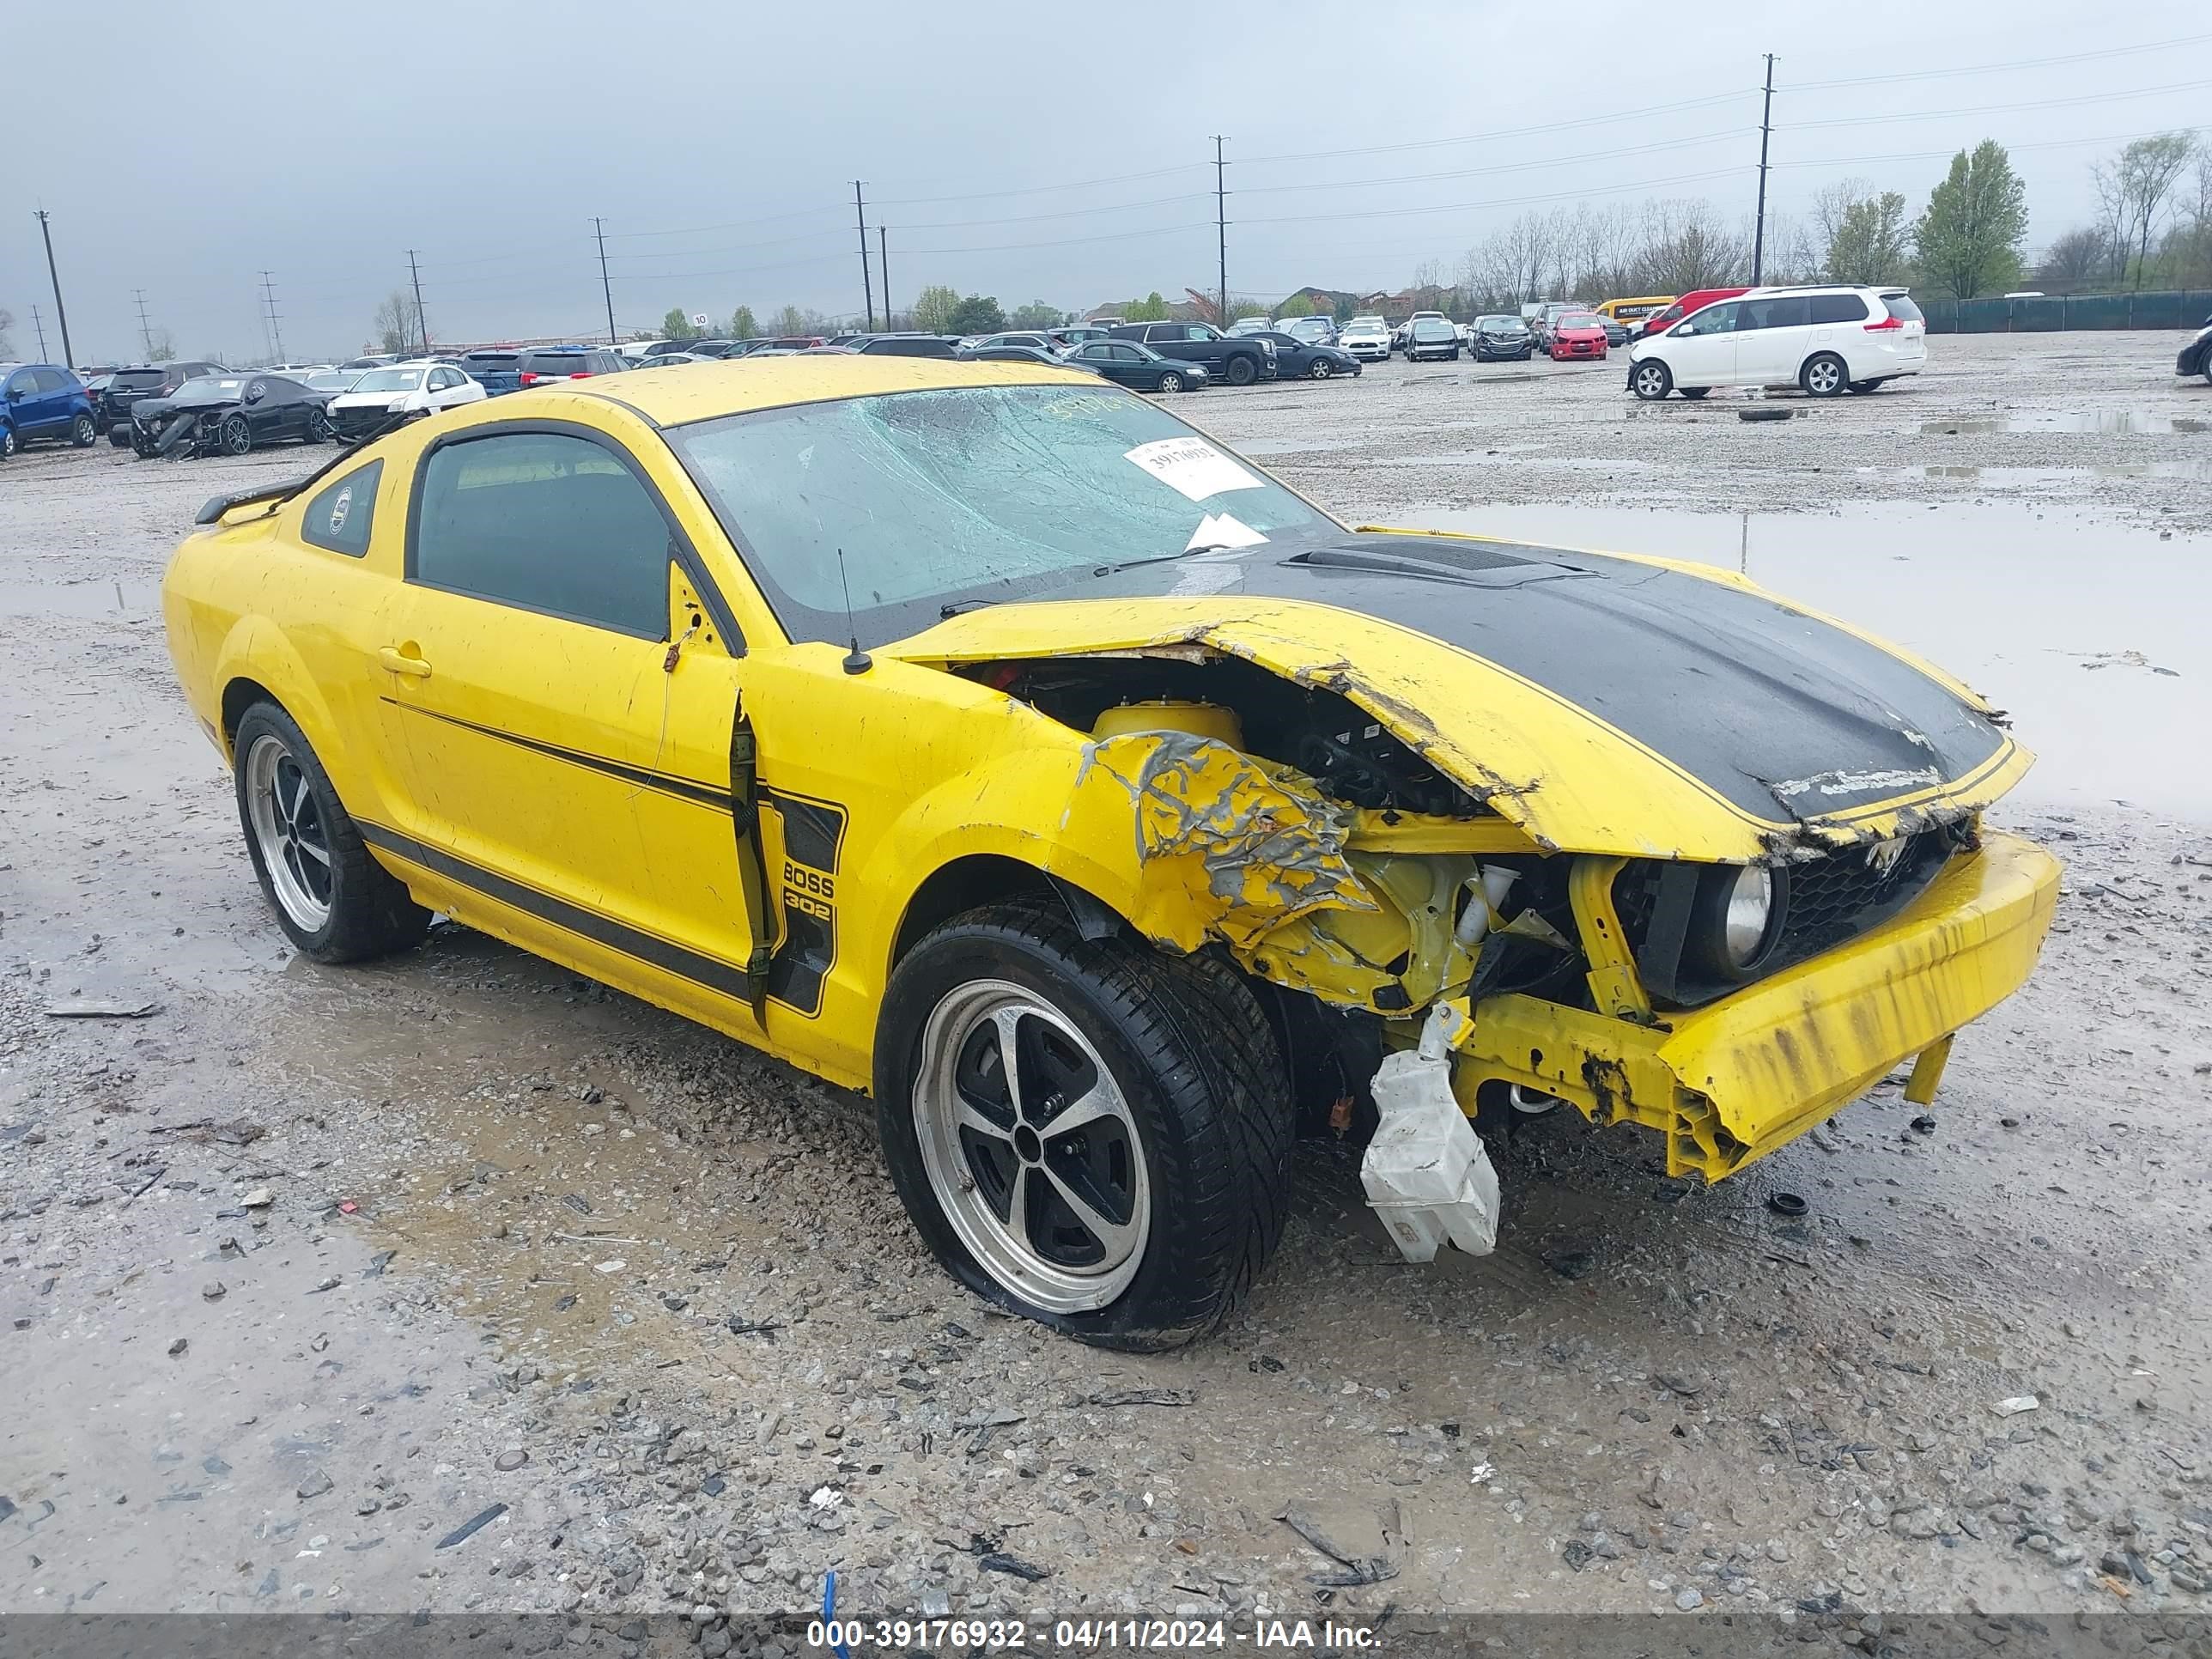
[[1751, 52, 1776, 284], [259, 271, 286, 362], [1212, 137, 1230, 327], [854, 182, 875, 331], [31, 305, 49, 360], [878, 227, 890, 330], [35, 210, 76, 371], [407, 250, 429, 356], [133, 290, 155, 358], [593, 216, 618, 346]]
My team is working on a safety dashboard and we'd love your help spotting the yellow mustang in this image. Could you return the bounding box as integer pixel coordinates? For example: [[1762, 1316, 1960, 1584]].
[[162, 357, 2058, 1349]]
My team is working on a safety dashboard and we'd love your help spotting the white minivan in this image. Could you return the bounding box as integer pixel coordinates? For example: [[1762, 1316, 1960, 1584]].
[[1626, 285, 1926, 400]]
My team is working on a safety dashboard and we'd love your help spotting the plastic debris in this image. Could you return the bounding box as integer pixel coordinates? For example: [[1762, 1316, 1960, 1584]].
[[1991, 1395, 2040, 1416], [434, 1502, 508, 1549], [1361, 1006, 1500, 1261], [809, 1486, 843, 1510]]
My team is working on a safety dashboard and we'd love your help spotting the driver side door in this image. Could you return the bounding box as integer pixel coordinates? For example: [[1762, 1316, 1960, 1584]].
[[1662, 301, 1744, 386]]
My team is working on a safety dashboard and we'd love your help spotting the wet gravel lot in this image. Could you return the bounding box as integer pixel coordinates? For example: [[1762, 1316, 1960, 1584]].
[[3, 331, 2210, 1647]]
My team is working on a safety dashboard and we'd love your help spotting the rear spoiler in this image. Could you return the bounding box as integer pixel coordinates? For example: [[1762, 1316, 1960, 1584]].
[[191, 411, 411, 526]]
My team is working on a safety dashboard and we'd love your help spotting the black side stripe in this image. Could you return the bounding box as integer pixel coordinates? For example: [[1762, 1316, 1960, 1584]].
[[356, 821, 759, 1005], [383, 698, 730, 811]]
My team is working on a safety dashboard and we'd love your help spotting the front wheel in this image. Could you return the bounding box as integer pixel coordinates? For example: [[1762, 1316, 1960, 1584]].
[[109, 425, 131, 448], [70, 412, 98, 447], [876, 902, 1293, 1351], [1155, 371, 1184, 393], [219, 412, 255, 454], [0, 426, 15, 460], [1802, 352, 1847, 398], [1307, 358, 1333, 380], [1224, 355, 1257, 386], [306, 410, 334, 443], [1630, 360, 1674, 400], [232, 702, 431, 963]]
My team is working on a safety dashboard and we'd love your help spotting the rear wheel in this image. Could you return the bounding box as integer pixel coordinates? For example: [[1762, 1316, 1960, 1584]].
[[1224, 355, 1257, 386], [1802, 352, 1847, 398], [219, 412, 254, 454], [70, 412, 97, 447], [1630, 360, 1674, 400], [232, 702, 431, 963], [876, 902, 1293, 1351], [1155, 371, 1184, 393], [108, 424, 131, 447]]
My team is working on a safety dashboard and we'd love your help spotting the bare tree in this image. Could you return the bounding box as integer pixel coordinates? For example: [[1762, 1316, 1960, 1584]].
[[2094, 131, 2200, 289], [2034, 227, 2110, 291], [1638, 199, 1748, 291], [372, 291, 420, 356], [144, 326, 178, 362], [0, 307, 13, 357]]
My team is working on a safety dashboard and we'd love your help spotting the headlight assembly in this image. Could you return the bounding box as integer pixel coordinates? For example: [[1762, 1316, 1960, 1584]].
[[1681, 861, 1784, 982]]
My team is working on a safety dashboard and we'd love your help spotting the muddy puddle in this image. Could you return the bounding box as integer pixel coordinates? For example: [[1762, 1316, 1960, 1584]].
[[1407, 501, 2211, 817], [1922, 410, 2211, 436]]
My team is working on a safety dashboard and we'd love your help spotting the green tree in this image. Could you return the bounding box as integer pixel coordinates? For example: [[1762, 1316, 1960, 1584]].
[[1825, 191, 1911, 286], [660, 307, 702, 341], [2095, 131, 2200, 289], [910, 284, 961, 332], [1913, 141, 2028, 300], [945, 294, 1006, 333], [1125, 290, 1171, 323], [728, 305, 757, 339], [1007, 301, 1066, 329], [1275, 291, 1314, 319]]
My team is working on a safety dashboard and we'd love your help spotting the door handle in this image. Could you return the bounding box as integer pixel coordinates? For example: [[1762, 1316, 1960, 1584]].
[[377, 646, 432, 678]]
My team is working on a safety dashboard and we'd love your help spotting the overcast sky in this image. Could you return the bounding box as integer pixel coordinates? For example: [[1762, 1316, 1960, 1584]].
[[6, 0, 2205, 363]]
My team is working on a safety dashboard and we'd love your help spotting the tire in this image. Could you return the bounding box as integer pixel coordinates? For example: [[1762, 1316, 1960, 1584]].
[[1680, 386, 1711, 400], [219, 412, 254, 454], [305, 410, 333, 443], [0, 425, 15, 460], [1801, 352, 1847, 398], [230, 702, 431, 964], [108, 425, 131, 448], [1846, 378, 1884, 394], [1307, 358, 1333, 380], [875, 900, 1294, 1352], [1155, 371, 1184, 394], [1224, 354, 1257, 386], [70, 412, 97, 447], [1630, 359, 1674, 400]]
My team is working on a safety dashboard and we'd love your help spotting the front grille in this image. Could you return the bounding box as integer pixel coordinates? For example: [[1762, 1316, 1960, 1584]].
[[1614, 826, 1966, 1008], [331, 407, 390, 436]]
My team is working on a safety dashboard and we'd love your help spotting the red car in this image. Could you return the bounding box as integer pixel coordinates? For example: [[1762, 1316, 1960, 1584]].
[[1547, 313, 1609, 362], [1635, 287, 1748, 338]]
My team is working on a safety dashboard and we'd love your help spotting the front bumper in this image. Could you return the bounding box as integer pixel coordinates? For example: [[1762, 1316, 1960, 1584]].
[[1448, 830, 2060, 1181]]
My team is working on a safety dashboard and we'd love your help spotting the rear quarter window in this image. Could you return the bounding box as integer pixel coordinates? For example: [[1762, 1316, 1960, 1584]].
[[1810, 294, 1870, 325], [301, 460, 383, 558]]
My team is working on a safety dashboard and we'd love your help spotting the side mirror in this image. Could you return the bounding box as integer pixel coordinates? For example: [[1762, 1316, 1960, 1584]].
[[3, 386, 22, 401], [1672, 323, 1697, 337]]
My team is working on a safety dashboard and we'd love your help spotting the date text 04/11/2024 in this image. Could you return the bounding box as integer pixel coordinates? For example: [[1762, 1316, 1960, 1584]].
[[804, 1619, 1382, 1650]]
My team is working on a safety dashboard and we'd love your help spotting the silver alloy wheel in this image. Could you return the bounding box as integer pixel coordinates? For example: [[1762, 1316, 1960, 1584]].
[[1804, 356, 1844, 395], [1, 427, 15, 458], [913, 978, 1152, 1313], [1308, 358, 1332, 379], [1157, 372, 1182, 392], [222, 413, 252, 454], [244, 732, 334, 933], [1632, 362, 1668, 398]]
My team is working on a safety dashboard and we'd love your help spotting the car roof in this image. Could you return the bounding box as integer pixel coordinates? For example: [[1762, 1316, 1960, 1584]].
[[544, 355, 1096, 427]]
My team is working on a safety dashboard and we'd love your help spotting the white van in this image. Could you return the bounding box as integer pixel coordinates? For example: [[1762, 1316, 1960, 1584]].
[[1626, 285, 1926, 400]]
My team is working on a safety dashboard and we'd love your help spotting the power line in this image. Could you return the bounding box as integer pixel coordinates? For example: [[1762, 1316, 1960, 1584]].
[[1790, 30, 2212, 90], [1789, 76, 2212, 129], [1235, 90, 1758, 168]]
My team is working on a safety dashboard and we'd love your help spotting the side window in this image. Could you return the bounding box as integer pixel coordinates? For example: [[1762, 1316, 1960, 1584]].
[[1685, 302, 1741, 335], [5, 370, 33, 398], [301, 459, 383, 558], [411, 431, 670, 639], [1111, 344, 1143, 362], [1186, 325, 1214, 341], [1743, 295, 1809, 331], [1810, 293, 1869, 325], [33, 368, 72, 393]]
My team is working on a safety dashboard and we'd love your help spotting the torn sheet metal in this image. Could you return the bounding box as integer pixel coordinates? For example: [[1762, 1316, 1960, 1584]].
[[1076, 729, 1376, 953]]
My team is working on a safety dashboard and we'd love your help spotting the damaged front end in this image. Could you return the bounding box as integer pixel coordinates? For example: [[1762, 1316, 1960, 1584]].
[[131, 401, 234, 459], [927, 580, 2057, 1264]]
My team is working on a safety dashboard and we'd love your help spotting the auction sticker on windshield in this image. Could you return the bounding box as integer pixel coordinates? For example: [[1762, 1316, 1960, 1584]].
[[1124, 437, 1262, 502]]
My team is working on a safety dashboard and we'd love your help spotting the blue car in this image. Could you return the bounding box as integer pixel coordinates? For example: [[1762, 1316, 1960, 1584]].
[[0, 362, 100, 458]]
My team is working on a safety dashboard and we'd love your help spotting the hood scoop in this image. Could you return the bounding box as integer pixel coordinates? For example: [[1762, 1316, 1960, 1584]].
[[1285, 538, 1595, 590]]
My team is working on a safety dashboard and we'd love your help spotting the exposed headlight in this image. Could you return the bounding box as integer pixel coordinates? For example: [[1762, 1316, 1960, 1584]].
[[1721, 865, 1774, 969], [387, 399, 410, 413]]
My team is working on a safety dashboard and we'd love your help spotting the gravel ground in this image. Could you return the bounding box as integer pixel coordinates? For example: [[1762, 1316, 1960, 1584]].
[[3, 331, 2211, 1650]]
